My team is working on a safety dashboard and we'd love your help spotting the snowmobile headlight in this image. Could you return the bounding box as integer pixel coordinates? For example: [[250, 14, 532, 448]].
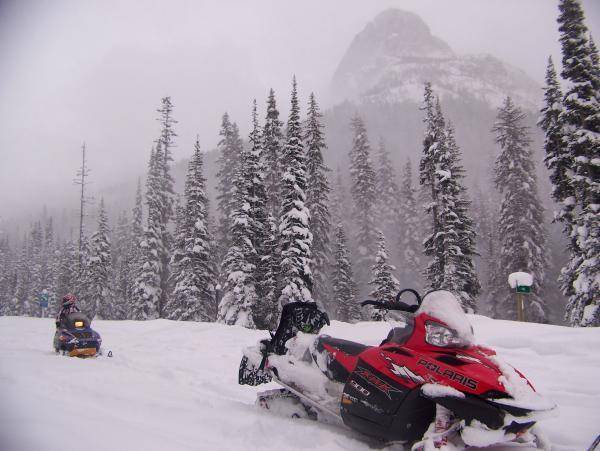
[[425, 321, 467, 348], [74, 321, 84, 328]]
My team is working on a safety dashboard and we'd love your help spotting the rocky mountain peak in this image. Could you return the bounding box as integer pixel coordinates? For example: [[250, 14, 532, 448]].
[[332, 9, 540, 110]]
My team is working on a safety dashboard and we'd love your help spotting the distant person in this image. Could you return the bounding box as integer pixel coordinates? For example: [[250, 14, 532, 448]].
[[55, 294, 80, 328]]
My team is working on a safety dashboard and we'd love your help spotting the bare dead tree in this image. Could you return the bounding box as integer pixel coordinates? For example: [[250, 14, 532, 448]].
[[73, 142, 91, 270]]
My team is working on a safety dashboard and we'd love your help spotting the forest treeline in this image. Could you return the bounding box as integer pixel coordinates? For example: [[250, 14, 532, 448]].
[[0, 0, 597, 327]]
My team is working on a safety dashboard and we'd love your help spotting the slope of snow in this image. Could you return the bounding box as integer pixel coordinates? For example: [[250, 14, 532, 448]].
[[1, 315, 599, 451]]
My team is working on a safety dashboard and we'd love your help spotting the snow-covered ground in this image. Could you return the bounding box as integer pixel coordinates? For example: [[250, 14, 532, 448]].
[[0, 315, 599, 451]]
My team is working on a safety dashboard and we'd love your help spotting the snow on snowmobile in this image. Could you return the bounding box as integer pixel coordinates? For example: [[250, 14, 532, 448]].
[[238, 289, 556, 450], [53, 312, 102, 358]]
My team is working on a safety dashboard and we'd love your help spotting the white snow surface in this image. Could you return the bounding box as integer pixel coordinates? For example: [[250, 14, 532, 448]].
[[1, 315, 599, 451], [508, 272, 534, 289]]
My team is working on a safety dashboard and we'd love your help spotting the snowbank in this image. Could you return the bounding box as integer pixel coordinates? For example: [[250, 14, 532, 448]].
[[1, 315, 599, 451]]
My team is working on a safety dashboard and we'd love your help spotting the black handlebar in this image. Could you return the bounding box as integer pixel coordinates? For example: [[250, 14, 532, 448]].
[[361, 288, 422, 313]]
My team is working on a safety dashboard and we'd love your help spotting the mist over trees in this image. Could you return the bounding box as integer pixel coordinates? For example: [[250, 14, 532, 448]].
[[0, 0, 598, 328]]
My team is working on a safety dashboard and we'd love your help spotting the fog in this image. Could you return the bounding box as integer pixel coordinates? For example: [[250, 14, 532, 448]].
[[0, 0, 598, 219]]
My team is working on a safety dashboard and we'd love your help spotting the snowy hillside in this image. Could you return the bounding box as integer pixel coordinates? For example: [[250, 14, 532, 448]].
[[1, 316, 598, 451]]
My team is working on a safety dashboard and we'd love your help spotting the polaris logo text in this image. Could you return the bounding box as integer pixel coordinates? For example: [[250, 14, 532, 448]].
[[417, 358, 478, 390], [355, 367, 402, 399]]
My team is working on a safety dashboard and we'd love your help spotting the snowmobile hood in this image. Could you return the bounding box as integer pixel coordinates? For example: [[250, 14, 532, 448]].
[[416, 290, 475, 345]]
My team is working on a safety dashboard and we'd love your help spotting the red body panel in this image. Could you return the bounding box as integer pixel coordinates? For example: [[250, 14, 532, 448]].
[[327, 312, 526, 397]]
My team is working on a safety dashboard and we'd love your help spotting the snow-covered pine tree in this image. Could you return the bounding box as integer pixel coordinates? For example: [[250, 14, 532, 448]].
[[42, 218, 59, 317], [127, 178, 144, 318], [331, 223, 361, 322], [420, 84, 446, 294], [419, 86, 480, 311], [216, 113, 243, 257], [169, 138, 214, 322], [492, 97, 548, 322], [131, 147, 163, 320], [278, 77, 313, 305], [259, 214, 280, 325], [0, 238, 12, 315], [375, 139, 402, 259], [471, 187, 498, 316], [540, 57, 571, 227], [28, 222, 43, 317], [369, 231, 400, 321], [218, 103, 266, 328], [111, 211, 131, 320], [348, 115, 377, 296], [246, 101, 278, 329], [556, 0, 600, 326], [85, 199, 112, 320], [56, 239, 78, 304], [442, 123, 480, 310], [304, 92, 332, 308], [330, 168, 352, 227], [155, 97, 177, 318], [263, 89, 285, 218], [396, 158, 423, 290], [12, 238, 30, 316]]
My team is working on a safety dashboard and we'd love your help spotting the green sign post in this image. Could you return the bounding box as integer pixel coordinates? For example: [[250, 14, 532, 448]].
[[515, 286, 530, 321]]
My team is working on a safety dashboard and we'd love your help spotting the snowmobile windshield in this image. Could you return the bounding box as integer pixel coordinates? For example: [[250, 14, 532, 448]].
[[63, 312, 91, 329], [416, 291, 475, 345]]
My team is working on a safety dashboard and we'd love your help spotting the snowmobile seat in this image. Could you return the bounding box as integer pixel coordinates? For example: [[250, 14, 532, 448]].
[[380, 316, 415, 346], [313, 336, 371, 383], [316, 336, 370, 357]]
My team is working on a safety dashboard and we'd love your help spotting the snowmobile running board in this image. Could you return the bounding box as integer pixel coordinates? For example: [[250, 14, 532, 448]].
[[272, 375, 343, 425]]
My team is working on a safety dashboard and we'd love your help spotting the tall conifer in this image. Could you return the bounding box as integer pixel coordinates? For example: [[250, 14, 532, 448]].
[[492, 97, 548, 322], [278, 78, 313, 305]]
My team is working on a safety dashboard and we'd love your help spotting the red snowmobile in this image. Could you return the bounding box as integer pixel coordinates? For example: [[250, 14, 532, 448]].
[[239, 289, 556, 449]]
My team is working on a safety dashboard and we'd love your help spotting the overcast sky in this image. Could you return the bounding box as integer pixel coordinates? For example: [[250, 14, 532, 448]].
[[0, 0, 598, 220]]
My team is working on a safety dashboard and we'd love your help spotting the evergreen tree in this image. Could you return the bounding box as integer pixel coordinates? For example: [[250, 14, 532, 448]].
[[540, 57, 570, 226], [128, 178, 144, 318], [420, 86, 480, 311], [56, 239, 78, 306], [112, 211, 131, 320], [246, 101, 278, 329], [218, 103, 266, 328], [0, 238, 12, 315], [330, 168, 352, 227], [492, 97, 548, 322], [28, 222, 43, 317], [444, 123, 480, 310], [348, 115, 377, 295], [85, 199, 113, 319], [397, 159, 423, 290], [331, 223, 361, 322], [556, 0, 600, 326], [369, 231, 400, 321], [278, 77, 313, 305], [169, 138, 214, 322], [42, 218, 59, 317], [155, 97, 177, 318], [375, 139, 402, 256], [420, 85, 446, 293], [216, 113, 242, 257], [12, 238, 30, 316], [263, 89, 285, 218], [132, 147, 163, 320], [304, 92, 332, 307]]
